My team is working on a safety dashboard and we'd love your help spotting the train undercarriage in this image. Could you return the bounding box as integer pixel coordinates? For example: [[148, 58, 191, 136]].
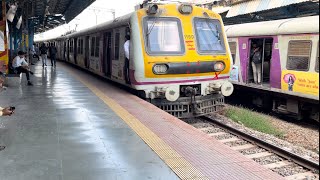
[[229, 85, 319, 122]]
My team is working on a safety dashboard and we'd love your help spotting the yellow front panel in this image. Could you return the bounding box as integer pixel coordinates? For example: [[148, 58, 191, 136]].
[[281, 70, 319, 96], [136, 4, 231, 79]]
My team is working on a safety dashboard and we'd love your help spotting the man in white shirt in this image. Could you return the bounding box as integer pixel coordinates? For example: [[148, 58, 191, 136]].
[[12, 51, 34, 86], [124, 35, 130, 84]]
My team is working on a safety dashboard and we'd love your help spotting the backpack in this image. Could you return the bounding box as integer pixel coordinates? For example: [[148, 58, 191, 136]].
[[252, 51, 262, 64]]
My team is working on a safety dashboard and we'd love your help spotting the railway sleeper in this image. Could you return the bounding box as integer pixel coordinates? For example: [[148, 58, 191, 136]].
[[285, 171, 317, 180], [245, 152, 273, 159], [264, 161, 293, 169]]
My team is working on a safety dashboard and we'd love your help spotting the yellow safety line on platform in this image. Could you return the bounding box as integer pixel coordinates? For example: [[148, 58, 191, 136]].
[[66, 68, 209, 180]]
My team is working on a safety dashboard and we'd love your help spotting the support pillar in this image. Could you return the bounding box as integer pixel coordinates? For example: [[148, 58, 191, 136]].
[[0, 0, 9, 73]]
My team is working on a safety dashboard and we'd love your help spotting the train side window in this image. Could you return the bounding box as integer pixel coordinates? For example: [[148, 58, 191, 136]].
[[91, 37, 95, 57], [114, 33, 120, 60], [316, 43, 319, 73], [95, 37, 100, 57], [81, 39, 84, 54], [77, 39, 81, 54], [287, 41, 312, 71], [70, 39, 74, 53], [229, 42, 237, 65]]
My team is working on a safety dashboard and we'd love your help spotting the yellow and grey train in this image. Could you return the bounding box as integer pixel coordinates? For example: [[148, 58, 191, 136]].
[[38, 3, 234, 118]]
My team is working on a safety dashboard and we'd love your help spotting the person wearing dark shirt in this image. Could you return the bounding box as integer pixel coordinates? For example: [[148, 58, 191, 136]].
[[251, 45, 262, 84], [40, 43, 48, 68], [49, 44, 58, 67]]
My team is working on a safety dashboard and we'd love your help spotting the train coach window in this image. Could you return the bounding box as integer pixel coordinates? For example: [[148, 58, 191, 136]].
[[81, 39, 84, 54], [287, 41, 312, 71], [70, 40, 74, 53], [91, 37, 95, 57], [95, 37, 100, 57], [144, 17, 185, 55], [229, 42, 237, 64], [114, 33, 120, 60], [78, 39, 81, 54], [194, 18, 226, 54]]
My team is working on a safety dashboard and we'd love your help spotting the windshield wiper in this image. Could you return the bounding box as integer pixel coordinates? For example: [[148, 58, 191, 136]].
[[205, 19, 221, 42], [146, 18, 159, 47]]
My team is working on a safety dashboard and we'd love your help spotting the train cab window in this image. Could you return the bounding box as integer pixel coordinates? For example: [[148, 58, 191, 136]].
[[144, 17, 185, 55], [114, 33, 120, 60], [229, 42, 237, 64], [194, 18, 226, 54], [287, 41, 312, 71]]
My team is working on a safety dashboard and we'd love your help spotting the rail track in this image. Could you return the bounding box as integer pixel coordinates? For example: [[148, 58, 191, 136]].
[[184, 116, 319, 180]]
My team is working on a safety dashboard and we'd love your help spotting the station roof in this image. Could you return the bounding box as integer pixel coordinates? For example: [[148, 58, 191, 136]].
[[10, 0, 96, 33], [221, 0, 319, 25], [226, 0, 319, 18]]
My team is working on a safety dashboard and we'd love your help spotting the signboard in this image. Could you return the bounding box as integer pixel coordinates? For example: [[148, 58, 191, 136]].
[[281, 70, 319, 97], [0, 31, 4, 51], [230, 65, 239, 82]]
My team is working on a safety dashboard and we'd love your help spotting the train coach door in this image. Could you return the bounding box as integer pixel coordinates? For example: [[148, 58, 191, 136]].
[[248, 38, 273, 87], [261, 38, 273, 87], [103, 32, 112, 77]]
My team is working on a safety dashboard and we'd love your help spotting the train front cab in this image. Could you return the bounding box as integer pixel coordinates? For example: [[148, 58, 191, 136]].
[[51, 4, 234, 119], [131, 4, 234, 118]]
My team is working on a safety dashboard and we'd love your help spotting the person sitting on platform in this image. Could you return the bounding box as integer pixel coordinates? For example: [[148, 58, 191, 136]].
[[12, 51, 34, 86]]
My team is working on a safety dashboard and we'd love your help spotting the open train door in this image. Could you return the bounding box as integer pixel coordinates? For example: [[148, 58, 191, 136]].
[[248, 38, 273, 86]]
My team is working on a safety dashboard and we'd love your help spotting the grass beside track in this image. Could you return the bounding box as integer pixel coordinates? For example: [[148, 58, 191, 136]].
[[222, 106, 284, 138]]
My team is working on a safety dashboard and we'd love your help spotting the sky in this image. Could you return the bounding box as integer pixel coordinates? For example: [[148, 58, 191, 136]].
[[35, 0, 143, 40]]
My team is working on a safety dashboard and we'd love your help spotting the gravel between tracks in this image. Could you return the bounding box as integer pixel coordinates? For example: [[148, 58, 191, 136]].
[[209, 113, 320, 163], [272, 164, 308, 177]]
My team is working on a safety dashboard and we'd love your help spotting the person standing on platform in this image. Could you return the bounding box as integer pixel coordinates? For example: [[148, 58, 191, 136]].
[[31, 43, 40, 61], [124, 35, 130, 84], [40, 43, 48, 68], [12, 51, 34, 86], [49, 44, 57, 67]]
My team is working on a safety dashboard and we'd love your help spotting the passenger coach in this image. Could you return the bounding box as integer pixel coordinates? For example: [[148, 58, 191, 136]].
[[39, 3, 234, 118], [226, 16, 319, 121]]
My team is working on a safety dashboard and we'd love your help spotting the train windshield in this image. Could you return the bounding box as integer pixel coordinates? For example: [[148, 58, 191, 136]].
[[194, 18, 226, 54], [145, 17, 185, 55]]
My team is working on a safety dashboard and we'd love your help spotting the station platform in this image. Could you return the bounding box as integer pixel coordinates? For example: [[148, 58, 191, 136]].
[[0, 62, 284, 180]]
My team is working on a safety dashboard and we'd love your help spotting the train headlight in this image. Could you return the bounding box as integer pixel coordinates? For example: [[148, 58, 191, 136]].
[[179, 4, 193, 14], [153, 64, 168, 75], [147, 4, 158, 15], [214, 62, 225, 72]]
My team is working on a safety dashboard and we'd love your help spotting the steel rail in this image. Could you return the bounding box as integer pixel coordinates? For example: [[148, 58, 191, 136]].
[[201, 116, 319, 172]]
